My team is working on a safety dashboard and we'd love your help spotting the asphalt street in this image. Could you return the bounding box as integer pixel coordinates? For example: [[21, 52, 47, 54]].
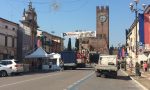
[[0, 68, 143, 90]]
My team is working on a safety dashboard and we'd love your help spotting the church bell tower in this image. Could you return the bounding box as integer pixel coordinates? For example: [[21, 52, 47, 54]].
[[20, 1, 39, 55]]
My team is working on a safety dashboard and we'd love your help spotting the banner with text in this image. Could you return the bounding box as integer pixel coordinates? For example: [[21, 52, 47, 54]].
[[62, 31, 96, 38]]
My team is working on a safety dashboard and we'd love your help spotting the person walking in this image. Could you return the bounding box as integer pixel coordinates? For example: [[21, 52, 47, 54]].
[[143, 61, 148, 72], [129, 60, 133, 74], [135, 62, 141, 77]]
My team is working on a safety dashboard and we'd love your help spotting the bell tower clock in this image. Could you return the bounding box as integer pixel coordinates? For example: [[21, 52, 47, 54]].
[[96, 6, 109, 54]]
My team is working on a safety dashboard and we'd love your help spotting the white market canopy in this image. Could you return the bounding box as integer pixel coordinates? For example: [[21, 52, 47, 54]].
[[48, 53, 61, 59], [148, 54, 150, 59], [138, 54, 148, 61], [25, 47, 48, 58]]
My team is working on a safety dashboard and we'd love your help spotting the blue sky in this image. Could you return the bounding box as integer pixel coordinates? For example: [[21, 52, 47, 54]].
[[0, 0, 150, 47]]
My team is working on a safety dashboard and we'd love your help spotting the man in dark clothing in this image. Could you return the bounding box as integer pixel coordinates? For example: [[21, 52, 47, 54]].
[[135, 62, 141, 76]]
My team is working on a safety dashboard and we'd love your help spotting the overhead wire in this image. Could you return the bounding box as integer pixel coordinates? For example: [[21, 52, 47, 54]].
[[6, 0, 90, 13]]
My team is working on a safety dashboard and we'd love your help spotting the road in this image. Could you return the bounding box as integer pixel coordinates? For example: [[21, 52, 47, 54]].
[[0, 68, 143, 90]]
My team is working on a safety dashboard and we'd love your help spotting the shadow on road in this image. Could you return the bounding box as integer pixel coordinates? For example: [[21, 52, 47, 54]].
[[10, 70, 57, 77], [112, 75, 132, 80], [76, 68, 94, 71]]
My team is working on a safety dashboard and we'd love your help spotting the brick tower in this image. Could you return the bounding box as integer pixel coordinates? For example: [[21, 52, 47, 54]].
[[96, 6, 109, 54]]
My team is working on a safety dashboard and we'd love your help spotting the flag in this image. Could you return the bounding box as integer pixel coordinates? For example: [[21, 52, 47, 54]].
[[139, 14, 144, 44], [37, 39, 41, 47], [117, 47, 122, 59], [144, 14, 150, 44], [122, 47, 125, 58]]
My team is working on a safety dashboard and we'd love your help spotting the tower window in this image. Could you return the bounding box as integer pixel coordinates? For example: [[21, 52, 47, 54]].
[[5, 36, 7, 47], [12, 38, 15, 47]]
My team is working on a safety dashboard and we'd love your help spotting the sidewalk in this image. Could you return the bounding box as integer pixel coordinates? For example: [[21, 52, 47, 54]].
[[122, 68, 150, 90]]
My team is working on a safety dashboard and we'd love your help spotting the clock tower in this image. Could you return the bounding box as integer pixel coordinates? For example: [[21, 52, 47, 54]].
[[96, 6, 109, 54], [20, 1, 39, 56]]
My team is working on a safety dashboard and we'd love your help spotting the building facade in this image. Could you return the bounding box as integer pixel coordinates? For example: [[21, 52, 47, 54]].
[[37, 30, 64, 53], [0, 1, 64, 61], [126, 20, 139, 63], [20, 1, 39, 57], [0, 18, 19, 60], [126, 5, 150, 64]]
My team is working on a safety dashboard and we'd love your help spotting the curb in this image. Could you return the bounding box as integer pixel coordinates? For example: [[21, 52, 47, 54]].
[[121, 70, 149, 90]]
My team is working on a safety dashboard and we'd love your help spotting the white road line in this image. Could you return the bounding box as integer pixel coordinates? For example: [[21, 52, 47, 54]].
[[121, 70, 149, 90], [0, 73, 60, 88], [65, 71, 95, 90]]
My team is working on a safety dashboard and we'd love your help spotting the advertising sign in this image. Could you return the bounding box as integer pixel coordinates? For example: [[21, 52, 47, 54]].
[[62, 31, 96, 38]]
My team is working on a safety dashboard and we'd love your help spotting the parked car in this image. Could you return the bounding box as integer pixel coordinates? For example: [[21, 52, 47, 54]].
[[0, 59, 24, 75], [0, 64, 13, 77]]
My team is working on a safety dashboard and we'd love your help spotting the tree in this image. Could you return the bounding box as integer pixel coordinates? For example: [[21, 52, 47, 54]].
[[75, 38, 79, 51], [67, 38, 72, 51], [109, 45, 114, 55]]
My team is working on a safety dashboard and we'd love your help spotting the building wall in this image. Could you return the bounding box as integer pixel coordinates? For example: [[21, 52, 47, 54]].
[[37, 30, 64, 53], [0, 18, 18, 60], [127, 22, 139, 60], [126, 5, 150, 64], [20, 2, 39, 58]]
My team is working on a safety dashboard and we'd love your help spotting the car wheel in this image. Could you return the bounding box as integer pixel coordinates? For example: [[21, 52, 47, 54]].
[[96, 71, 101, 77], [101, 74, 106, 78], [1, 71, 8, 77]]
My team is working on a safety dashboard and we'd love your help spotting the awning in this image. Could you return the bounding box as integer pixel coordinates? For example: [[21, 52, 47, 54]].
[[25, 47, 48, 58]]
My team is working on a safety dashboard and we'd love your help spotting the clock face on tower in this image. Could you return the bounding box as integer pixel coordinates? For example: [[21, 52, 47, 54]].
[[100, 15, 107, 22], [98, 14, 107, 23]]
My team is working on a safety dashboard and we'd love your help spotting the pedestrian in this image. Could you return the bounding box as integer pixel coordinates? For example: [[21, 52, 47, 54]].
[[143, 61, 148, 72], [117, 61, 120, 70], [135, 62, 141, 77], [129, 60, 133, 74]]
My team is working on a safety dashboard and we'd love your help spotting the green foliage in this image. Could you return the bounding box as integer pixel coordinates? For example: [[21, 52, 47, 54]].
[[75, 38, 79, 51], [109, 45, 114, 55], [67, 38, 72, 51]]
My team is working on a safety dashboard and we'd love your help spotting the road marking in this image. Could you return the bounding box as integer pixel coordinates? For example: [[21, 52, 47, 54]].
[[121, 70, 149, 90], [0, 73, 60, 88], [65, 71, 95, 90]]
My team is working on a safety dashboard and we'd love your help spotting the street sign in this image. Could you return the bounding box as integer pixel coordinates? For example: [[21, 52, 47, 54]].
[[138, 45, 144, 54]]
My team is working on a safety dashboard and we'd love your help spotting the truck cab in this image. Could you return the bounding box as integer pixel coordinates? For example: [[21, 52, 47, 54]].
[[95, 55, 118, 78]]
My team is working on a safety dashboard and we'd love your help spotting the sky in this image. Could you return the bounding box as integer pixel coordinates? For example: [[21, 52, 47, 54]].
[[0, 0, 150, 48]]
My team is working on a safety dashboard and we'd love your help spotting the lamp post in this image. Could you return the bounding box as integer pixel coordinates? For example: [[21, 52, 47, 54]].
[[129, 0, 146, 59]]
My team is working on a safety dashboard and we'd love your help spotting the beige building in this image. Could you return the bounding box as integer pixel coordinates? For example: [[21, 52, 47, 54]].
[[0, 18, 19, 60], [37, 30, 64, 53], [126, 5, 150, 64], [126, 21, 139, 64]]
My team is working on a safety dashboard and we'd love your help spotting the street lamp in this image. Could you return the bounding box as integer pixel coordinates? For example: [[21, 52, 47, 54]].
[[129, 0, 146, 58]]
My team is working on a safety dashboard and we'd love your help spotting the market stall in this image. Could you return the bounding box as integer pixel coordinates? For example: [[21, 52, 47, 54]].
[[25, 47, 49, 71]]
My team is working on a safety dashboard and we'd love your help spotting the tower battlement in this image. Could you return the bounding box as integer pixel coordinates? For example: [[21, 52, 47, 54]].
[[96, 6, 109, 13]]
